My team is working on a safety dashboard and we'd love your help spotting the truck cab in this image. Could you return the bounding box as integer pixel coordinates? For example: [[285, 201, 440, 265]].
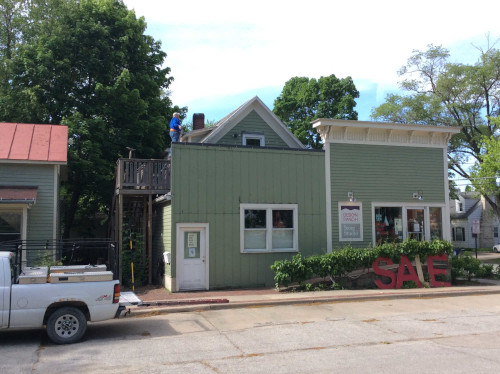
[[0, 251, 140, 344]]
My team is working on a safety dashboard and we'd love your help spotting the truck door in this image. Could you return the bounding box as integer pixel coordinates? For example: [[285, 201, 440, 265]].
[[1, 257, 6, 327], [1, 254, 13, 328]]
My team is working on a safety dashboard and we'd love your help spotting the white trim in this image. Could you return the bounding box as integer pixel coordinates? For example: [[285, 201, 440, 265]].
[[313, 118, 462, 134], [242, 132, 265, 147], [324, 138, 449, 149], [0, 159, 65, 165], [338, 202, 363, 242], [240, 203, 298, 253], [324, 142, 332, 253], [443, 148, 452, 241], [175, 223, 209, 292], [314, 119, 460, 149]]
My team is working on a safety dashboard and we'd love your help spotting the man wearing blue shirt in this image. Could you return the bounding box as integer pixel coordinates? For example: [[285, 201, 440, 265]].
[[169, 112, 182, 158]]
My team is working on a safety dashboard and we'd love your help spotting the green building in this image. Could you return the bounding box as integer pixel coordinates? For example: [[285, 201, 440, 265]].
[[151, 97, 460, 291], [0, 123, 68, 263]]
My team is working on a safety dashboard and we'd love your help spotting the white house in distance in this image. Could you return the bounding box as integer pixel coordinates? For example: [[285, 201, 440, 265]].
[[450, 191, 500, 249]]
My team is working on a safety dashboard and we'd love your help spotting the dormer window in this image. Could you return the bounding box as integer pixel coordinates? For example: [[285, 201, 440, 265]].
[[242, 132, 265, 147], [456, 201, 464, 213]]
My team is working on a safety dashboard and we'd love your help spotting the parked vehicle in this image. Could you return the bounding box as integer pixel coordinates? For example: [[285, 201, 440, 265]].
[[494, 244, 500, 253], [0, 251, 140, 344]]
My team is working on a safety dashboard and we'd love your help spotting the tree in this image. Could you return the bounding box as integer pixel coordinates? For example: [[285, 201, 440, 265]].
[[371, 41, 500, 216], [0, 0, 182, 236], [273, 75, 359, 149], [470, 118, 500, 217]]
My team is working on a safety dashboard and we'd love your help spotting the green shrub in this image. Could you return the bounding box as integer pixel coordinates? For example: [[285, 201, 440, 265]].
[[450, 255, 499, 282], [271, 239, 453, 289]]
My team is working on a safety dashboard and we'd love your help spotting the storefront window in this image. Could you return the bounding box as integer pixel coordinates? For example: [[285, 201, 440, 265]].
[[374, 207, 403, 244], [373, 205, 445, 244], [429, 207, 443, 240]]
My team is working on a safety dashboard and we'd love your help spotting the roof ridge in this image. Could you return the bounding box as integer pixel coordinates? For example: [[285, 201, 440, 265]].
[[8, 123, 17, 159]]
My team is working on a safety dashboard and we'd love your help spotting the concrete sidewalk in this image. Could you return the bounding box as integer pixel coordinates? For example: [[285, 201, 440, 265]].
[[127, 281, 500, 317]]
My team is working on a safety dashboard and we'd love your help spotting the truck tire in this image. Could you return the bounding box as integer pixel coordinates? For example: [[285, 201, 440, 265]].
[[46, 307, 87, 344]]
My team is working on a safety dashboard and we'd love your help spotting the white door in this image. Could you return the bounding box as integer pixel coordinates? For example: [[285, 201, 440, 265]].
[[176, 224, 209, 291]]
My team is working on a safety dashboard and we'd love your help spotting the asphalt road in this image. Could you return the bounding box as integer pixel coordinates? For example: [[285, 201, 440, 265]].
[[2, 294, 500, 373]]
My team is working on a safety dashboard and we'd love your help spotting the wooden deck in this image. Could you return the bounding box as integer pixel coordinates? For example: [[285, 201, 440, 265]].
[[115, 158, 170, 195]]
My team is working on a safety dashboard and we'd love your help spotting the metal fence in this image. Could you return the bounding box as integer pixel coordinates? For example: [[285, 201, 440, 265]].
[[0, 239, 119, 279]]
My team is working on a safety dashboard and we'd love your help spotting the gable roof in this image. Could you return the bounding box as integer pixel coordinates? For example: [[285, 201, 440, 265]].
[[0, 123, 68, 164], [187, 96, 305, 149], [451, 199, 481, 220]]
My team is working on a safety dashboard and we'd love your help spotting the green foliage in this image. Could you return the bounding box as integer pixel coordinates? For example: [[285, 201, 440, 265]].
[[273, 75, 359, 149], [121, 230, 148, 287], [271, 239, 453, 288], [401, 281, 418, 289], [450, 254, 499, 282], [370, 41, 500, 217], [31, 252, 64, 267], [470, 130, 500, 217], [0, 0, 184, 236], [450, 255, 483, 281]]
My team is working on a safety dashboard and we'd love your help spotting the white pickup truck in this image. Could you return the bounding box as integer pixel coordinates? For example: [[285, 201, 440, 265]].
[[0, 251, 140, 344]]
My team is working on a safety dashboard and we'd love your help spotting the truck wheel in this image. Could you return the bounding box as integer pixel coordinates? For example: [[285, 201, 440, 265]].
[[46, 307, 87, 344]]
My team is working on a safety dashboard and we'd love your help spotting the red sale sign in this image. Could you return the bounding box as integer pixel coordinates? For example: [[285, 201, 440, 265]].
[[372, 254, 450, 289]]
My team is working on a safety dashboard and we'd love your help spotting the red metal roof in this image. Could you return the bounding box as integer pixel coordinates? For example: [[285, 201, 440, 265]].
[[0, 123, 68, 163], [0, 186, 38, 203]]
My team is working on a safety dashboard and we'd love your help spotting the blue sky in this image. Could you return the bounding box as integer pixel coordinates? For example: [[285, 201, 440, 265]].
[[123, 0, 500, 124]]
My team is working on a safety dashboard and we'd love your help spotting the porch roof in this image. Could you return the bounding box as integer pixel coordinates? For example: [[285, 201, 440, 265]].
[[0, 186, 38, 204]]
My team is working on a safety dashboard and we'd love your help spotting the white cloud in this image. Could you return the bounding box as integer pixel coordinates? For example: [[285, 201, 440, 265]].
[[123, 0, 500, 120]]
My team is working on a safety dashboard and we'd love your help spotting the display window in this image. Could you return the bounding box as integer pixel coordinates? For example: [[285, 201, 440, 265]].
[[375, 207, 403, 244], [373, 205, 444, 244]]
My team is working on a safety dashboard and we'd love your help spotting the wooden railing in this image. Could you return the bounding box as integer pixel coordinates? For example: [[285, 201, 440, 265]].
[[116, 159, 171, 193]]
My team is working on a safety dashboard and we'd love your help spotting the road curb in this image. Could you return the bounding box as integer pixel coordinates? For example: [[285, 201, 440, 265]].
[[126, 286, 500, 317]]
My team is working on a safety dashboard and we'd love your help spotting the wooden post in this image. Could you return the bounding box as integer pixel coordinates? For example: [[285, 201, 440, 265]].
[[148, 193, 153, 284], [118, 193, 123, 282], [142, 196, 147, 265]]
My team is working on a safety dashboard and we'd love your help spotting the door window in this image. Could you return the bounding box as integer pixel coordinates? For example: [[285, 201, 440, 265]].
[[184, 232, 200, 259], [406, 208, 425, 241]]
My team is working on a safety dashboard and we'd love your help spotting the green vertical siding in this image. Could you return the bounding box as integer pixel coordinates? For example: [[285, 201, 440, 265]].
[[170, 144, 326, 288], [152, 202, 172, 277], [216, 110, 291, 148], [330, 144, 445, 248], [0, 164, 57, 241]]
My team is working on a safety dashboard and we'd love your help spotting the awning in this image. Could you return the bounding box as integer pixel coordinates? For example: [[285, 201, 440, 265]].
[[0, 186, 38, 204]]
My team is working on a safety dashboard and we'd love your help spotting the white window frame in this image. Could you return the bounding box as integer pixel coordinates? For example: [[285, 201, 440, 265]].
[[240, 204, 298, 253], [371, 202, 446, 245], [242, 133, 265, 147]]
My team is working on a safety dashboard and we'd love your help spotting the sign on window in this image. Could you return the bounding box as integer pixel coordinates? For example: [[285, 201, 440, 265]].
[[339, 203, 363, 241]]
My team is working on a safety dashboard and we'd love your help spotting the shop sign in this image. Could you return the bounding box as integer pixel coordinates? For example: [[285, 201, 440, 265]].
[[372, 254, 450, 289], [339, 203, 363, 241]]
